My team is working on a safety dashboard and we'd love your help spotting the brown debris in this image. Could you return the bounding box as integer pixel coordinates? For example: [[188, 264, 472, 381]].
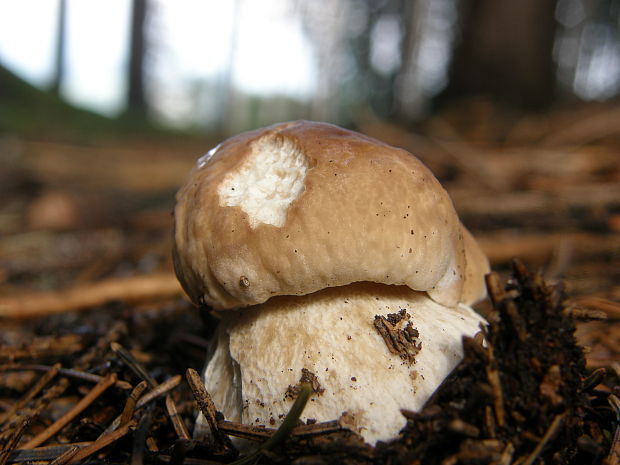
[[337, 411, 359, 432], [286, 368, 326, 399], [447, 419, 480, 438], [539, 365, 564, 407], [373, 309, 422, 365]]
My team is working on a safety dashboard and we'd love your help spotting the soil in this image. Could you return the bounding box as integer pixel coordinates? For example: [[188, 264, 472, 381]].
[[0, 262, 617, 464]]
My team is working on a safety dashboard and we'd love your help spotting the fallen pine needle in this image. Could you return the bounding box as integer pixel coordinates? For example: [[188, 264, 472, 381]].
[[186, 368, 226, 446], [8, 443, 92, 463], [165, 395, 191, 440], [521, 412, 566, 465], [101, 375, 182, 436], [0, 364, 60, 425], [21, 373, 117, 449], [48, 445, 81, 465], [0, 273, 183, 318], [0, 364, 132, 390], [0, 417, 31, 465], [67, 420, 137, 464], [112, 344, 189, 440], [120, 381, 148, 426], [231, 383, 313, 465]]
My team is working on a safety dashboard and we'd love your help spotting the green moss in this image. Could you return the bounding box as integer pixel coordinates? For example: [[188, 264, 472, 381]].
[[0, 65, 194, 143]]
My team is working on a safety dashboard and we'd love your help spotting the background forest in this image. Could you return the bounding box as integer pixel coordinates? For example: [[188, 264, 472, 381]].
[[1, 0, 620, 135]]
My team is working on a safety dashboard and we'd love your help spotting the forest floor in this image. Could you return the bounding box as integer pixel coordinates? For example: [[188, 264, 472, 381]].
[[0, 98, 618, 464]]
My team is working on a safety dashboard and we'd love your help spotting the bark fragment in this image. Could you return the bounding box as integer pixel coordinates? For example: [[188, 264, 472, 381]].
[[373, 309, 422, 365]]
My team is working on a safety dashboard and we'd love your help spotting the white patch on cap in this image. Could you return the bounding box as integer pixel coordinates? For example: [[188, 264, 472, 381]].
[[217, 135, 309, 228]]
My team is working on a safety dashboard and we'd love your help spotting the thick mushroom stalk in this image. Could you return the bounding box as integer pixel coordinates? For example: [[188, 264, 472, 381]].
[[199, 284, 484, 444], [173, 121, 490, 445]]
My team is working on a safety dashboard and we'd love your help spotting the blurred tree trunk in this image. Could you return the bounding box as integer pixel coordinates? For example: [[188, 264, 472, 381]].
[[126, 0, 148, 117], [440, 0, 557, 109], [50, 0, 67, 96], [219, 0, 241, 135], [348, 5, 388, 116], [348, 0, 406, 121], [393, 0, 424, 121]]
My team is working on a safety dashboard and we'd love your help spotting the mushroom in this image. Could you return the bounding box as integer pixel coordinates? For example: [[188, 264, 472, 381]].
[[173, 121, 490, 445]]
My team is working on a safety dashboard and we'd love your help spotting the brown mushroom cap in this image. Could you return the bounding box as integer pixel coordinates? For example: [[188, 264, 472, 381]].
[[173, 121, 488, 310]]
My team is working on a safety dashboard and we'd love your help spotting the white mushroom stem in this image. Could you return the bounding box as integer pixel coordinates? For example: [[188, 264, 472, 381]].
[[196, 282, 485, 445]]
